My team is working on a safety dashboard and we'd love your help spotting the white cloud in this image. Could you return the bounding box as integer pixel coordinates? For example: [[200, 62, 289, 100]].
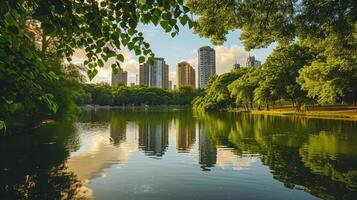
[[214, 45, 250, 74], [181, 45, 250, 76]]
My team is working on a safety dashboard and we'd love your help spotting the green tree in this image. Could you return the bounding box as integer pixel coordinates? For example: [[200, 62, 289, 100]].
[[193, 70, 246, 111], [188, 0, 357, 105], [228, 68, 259, 110], [255, 43, 316, 110]]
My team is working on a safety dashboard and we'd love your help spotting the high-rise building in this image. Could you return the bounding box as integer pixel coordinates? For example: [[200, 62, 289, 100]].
[[197, 46, 216, 88], [111, 68, 127, 86], [176, 61, 196, 88], [139, 57, 169, 89], [245, 56, 261, 68]]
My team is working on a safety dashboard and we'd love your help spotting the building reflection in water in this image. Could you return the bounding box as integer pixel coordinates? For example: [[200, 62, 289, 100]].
[[198, 123, 217, 171], [176, 119, 196, 153], [138, 121, 169, 158], [110, 118, 126, 145]]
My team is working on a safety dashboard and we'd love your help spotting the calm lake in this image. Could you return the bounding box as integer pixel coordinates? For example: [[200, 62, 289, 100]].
[[1, 110, 357, 199]]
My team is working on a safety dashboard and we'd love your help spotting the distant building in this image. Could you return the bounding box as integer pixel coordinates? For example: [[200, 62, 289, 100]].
[[139, 57, 169, 89], [233, 63, 241, 69], [198, 46, 216, 89], [111, 68, 127, 86], [245, 56, 261, 68], [176, 61, 196, 88]]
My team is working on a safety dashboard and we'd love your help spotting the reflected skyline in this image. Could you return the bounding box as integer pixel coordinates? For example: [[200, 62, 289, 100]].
[[2, 111, 357, 199], [176, 118, 196, 153]]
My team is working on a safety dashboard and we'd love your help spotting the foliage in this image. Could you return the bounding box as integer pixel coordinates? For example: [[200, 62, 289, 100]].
[[1, 0, 194, 77], [187, 0, 357, 49], [193, 69, 246, 111], [0, 33, 81, 130], [81, 84, 200, 106], [188, 0, 357, 105], [228, 68, 259, 110], [253, 43, 316, 109]]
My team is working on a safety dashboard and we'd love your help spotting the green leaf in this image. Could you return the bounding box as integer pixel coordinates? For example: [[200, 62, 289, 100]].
[[139, 56, 145, 63], [98, 59, 104, 67], [42, 22, 55, 35], [117, 54, 124, 62], [7, 25, 19, 35]]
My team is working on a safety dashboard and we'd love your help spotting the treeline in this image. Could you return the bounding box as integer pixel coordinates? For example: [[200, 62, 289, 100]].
[[76, 84, 201, 106], [194, 43, 357, 112]]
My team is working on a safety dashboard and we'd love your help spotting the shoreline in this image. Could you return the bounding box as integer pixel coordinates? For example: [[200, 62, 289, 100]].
[[81, 104, 192, 112], [228, 106, 357, 121], [81, 105, 357, 121]]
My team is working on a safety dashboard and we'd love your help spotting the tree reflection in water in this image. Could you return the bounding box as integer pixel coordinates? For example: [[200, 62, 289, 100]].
[[197, 112, 357, 199], [1, 110, 357, 199], [0, 123, 90, 199]]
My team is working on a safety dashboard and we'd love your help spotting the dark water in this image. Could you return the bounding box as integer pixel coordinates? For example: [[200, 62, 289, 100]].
[[1, 110, 357, 200]]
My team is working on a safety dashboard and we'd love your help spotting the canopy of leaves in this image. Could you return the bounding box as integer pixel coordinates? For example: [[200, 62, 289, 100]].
[[193, 69, 246, 111], [187, 0, 357, 49], [188, 0, 357, 105], [1, 0, 195, 77]]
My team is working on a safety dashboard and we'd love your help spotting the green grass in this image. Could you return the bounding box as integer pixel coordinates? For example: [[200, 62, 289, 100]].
[[249, 106, 357, 120]]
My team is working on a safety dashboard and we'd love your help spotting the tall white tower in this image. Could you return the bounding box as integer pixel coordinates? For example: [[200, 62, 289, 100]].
[[197, 46, 216, 89]]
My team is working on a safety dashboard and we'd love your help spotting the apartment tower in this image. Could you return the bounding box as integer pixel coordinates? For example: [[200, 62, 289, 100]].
[[139, 57, 169, 89], [197, 46, 216, 89], [111, 67, 128, 86], [176, 61, 196, 88]]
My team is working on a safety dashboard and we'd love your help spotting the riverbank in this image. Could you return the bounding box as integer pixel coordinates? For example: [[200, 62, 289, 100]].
[[81, 104, 191, 112], [246, 106, 357, 120]]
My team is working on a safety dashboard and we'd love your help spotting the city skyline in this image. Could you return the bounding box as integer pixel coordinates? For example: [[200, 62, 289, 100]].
[[71, 24, 274, 85]]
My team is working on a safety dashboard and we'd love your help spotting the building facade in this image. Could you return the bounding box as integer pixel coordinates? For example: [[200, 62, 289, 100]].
[[197, 46, 216, 89], [139, 58, 169, 89], [245, 56, 261, 68], [111, 68, 128, 86], [176, 61, 196, 88]]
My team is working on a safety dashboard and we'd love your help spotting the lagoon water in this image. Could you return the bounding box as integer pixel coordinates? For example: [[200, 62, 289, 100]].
[[1, 110, 357, 199]]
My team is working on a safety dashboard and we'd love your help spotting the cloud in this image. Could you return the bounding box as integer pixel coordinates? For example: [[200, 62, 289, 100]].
[[214, 45, 250, 74], [181, 45, 250, 76]]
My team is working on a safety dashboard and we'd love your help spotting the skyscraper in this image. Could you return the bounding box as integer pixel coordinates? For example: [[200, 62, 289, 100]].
[[139, 57, 169, 89], [245, 56, 261, 68], [197, 46, 216, 88], [176, 61, 196, 88], [111, 68, 128, 86]]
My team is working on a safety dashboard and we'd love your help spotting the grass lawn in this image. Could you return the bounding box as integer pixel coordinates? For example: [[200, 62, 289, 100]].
[[249, 106, 357, 120]]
